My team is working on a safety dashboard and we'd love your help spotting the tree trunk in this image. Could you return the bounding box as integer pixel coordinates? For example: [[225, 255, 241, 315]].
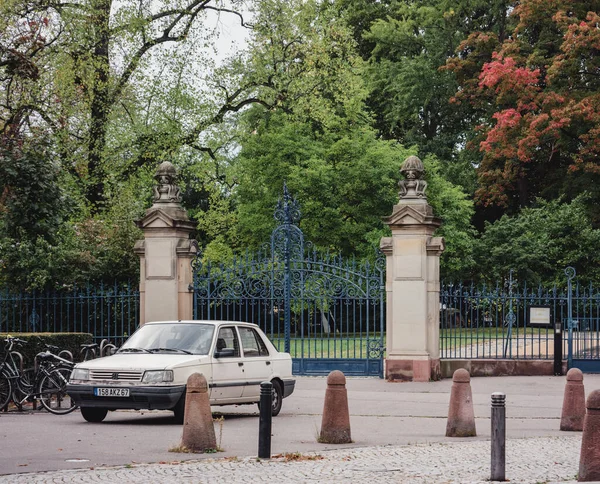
[[87, 0, 111, 210]]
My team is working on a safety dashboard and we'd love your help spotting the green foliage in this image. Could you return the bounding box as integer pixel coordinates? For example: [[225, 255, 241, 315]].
[[0, 164, 142, 290], [0, 0, 594, 289], [0, 135, 67, 240], [473, 197, 600, 284], [0, 216, 140, 290], [233, 112, 406, 259], [423, 156, 477, 279], [338, 0, 510, 167]]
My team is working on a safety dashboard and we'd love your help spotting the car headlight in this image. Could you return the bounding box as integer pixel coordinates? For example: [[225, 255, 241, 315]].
[[142, 370, 174, 383], [71, 368, 90, 381]]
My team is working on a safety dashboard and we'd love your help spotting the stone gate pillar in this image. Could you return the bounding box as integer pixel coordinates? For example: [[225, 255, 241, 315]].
[[380, 156, 445, 382], [134, 161, 197, 324]]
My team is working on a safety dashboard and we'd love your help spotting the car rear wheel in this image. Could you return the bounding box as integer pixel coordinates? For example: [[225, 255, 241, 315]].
[[81, 407, 108, 422]]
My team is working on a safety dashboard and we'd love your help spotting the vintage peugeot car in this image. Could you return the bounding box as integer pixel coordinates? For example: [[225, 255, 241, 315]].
[[67, 320, 295, 423]]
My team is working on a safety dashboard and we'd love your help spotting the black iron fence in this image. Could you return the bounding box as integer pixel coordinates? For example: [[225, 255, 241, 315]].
[[440, 268, 600, 365], [0, 282, 139, 347]]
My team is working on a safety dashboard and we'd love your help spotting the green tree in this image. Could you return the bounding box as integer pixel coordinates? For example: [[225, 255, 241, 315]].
[[0, 0, 264, 210], [473, 197, 600, 285], [335, 0, 511, 183], [234, 113, 410, 258], [198, 0, 478, 279]]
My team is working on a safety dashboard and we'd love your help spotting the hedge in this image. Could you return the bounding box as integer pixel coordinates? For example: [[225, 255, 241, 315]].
[[0, 332, 94, 366]]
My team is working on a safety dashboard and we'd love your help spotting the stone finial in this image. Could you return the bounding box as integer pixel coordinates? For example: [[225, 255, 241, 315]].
[[152, 161, 182, 204], [399, 155, 428, 200]]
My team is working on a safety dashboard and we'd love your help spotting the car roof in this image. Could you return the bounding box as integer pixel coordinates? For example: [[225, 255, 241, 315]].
[[145, 320, 259, 328]]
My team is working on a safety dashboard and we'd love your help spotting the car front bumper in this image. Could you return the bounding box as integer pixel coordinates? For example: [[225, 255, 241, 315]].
[[66, 383, 185, 410]]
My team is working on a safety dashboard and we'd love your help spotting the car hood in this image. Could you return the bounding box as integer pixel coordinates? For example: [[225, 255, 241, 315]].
[[74, 354, 209, 371]]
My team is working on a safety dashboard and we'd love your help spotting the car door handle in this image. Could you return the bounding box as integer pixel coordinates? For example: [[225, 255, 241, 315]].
[[266, 361, 271, 365], [238, 362, 244, 367]]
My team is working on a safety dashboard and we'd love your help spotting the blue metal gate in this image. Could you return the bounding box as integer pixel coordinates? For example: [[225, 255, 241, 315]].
[[190, 187, 386, 376], [564, 268, 600, 373]]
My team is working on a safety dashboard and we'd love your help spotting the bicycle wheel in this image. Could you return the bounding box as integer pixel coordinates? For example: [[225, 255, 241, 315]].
[[12, 367, 35, 408], [0, 372, 13, 410], [38, 367, 77, 415]]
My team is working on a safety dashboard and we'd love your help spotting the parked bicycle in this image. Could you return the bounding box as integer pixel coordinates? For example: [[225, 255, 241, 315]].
[[0, 337, 76, 414]]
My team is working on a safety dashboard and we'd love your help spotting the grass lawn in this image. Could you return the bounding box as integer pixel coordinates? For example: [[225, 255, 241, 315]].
[[269, 327, 554, 357], [271, 336, 381, 359], [440, 327, 553, 348]]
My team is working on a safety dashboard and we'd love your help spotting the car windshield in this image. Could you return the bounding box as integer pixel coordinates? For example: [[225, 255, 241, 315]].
[[119, 323, 215, 355]]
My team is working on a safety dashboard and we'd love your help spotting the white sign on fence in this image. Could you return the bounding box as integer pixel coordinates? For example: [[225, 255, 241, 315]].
[[529, 306, 551, 326]]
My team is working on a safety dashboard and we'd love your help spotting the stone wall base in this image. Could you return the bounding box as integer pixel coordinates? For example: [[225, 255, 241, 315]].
[[440, 359, 568, 378], [386, 358, 441, 382]]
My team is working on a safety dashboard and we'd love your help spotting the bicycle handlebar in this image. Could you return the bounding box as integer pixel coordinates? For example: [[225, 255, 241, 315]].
[[3, 337, 27, 349], [36, 350, 74, 365]]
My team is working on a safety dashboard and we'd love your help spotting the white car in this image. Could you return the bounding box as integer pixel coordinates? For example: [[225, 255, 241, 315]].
[[67, 320, 295, 423]]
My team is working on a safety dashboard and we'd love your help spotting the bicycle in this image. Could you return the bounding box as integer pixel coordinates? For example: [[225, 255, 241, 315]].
[[0, 337, 77, 415]]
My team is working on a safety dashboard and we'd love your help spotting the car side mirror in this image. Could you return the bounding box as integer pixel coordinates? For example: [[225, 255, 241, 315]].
[[215, 348, 235, 358]]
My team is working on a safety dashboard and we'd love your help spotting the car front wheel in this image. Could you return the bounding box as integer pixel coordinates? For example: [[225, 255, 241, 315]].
[[172, 393, 185, 424], [81, 407, 108, 423]]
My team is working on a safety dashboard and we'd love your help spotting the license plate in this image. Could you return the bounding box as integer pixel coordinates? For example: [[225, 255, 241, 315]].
[[94, 387, 130, 397]]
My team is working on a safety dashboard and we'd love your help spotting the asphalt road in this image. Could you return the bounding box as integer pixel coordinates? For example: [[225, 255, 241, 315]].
[[1, 374, 597, 476]]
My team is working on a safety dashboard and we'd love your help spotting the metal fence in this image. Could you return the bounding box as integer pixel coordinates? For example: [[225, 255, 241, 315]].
[[440, 269, 600, 365], [0, 282, 139, 347], [3, 262, 600, 372]]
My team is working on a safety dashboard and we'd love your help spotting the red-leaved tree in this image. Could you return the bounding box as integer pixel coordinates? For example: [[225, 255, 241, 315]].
[[447, 0, 600, 213]]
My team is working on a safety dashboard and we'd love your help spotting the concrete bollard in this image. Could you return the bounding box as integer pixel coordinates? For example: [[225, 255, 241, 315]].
[[560, 368, 585, 431], [446, 368, 477, 437], [180, 373, 217, 452], [319, 370, 351, 444], [579, 390, 600, 481]]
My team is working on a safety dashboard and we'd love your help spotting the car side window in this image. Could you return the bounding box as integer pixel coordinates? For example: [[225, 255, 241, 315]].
[[238, 327, 270, 357], [215, 327, 240, 357]]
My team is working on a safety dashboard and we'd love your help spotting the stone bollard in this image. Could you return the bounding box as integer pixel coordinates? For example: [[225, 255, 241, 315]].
[[579, 390, 600, 481], [319, 370, 351, 444], [180, 373, 217, 452], [446, 368, 477, 437], [560, 368, 586, 431]]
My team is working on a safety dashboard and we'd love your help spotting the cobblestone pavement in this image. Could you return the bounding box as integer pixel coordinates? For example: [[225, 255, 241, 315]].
[[0, 436, 582, 484]]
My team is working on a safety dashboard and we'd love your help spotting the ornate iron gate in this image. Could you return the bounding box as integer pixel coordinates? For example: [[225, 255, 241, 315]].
[[190, 187, 386, 377]]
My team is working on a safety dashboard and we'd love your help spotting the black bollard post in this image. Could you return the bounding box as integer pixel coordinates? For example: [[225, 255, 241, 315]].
[[491, 392, 506, 482], [554, 321, 563, 376], [258, 381, 272, 459]]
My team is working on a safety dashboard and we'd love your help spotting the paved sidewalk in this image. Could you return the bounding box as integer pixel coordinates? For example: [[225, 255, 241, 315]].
[[1, 374, 598, 483], [0, 436, 583, 483]]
